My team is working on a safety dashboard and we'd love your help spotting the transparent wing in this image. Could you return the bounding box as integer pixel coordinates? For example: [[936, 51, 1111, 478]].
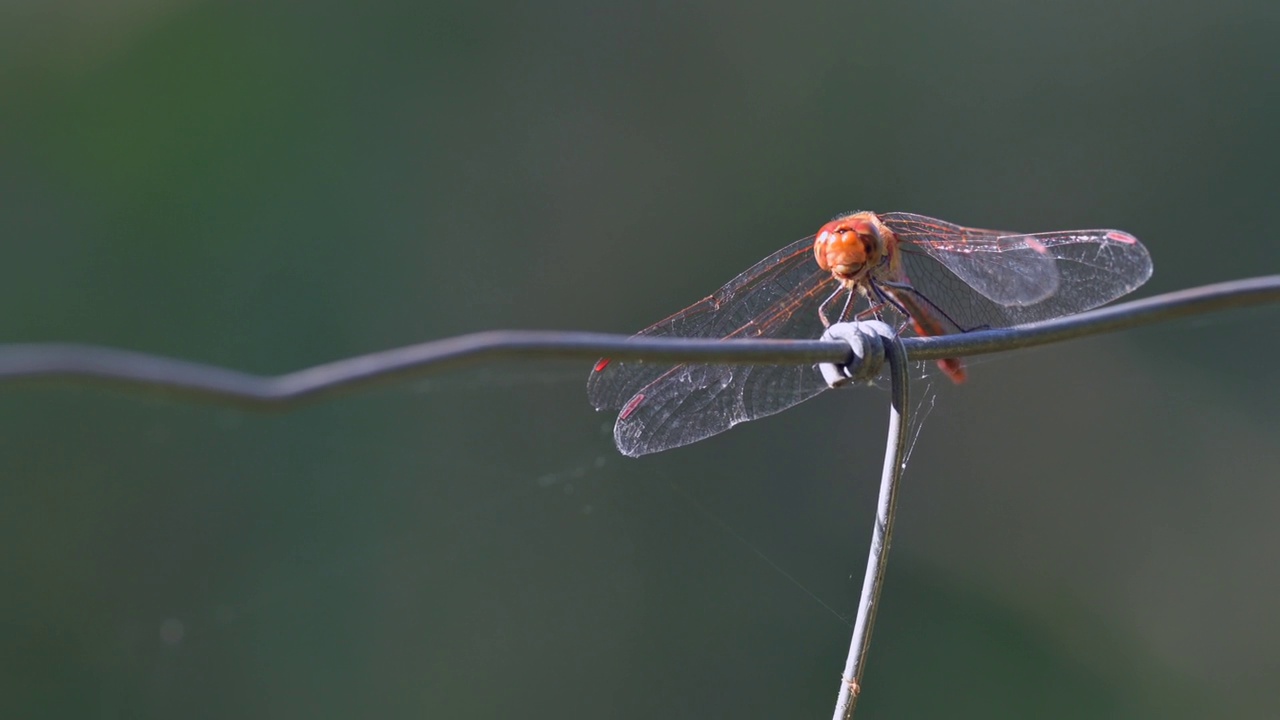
[[609, 349, 829, 457], [880, 212, 1153, 330], [880, 212, 1059, 306], [587, 236, 838, 457]]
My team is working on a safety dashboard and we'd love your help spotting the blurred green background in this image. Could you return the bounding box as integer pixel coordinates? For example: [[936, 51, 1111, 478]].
[[2, 1, 1278, 718]]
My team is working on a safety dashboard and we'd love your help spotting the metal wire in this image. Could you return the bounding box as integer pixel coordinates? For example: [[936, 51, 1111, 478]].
[[0, 336, 846, 406], [903, 275, 1280, 360], [833, 333, 910, 720], [0, 276, 1273, 403], [0, 274, 1274, 716]]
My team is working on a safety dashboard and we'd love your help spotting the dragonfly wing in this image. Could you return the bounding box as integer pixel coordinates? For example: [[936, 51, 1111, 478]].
[[881, 212, 1059, 306], [587, 234, 823, 412], [882, 213, 1153, 330], [612, 362, 826, 457], [587, 292, 727, 414], [588, 235, 837, 456]]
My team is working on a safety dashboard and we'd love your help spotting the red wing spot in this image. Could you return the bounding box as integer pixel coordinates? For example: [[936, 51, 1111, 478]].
[[1106, 231, 1138, 245], [1024, 237, 1049, 255], [619, 393, 646, 420], [593, 358, 612, 373]]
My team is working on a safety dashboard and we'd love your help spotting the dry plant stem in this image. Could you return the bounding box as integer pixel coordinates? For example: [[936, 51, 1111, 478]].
[[832, 335, 910, 720]]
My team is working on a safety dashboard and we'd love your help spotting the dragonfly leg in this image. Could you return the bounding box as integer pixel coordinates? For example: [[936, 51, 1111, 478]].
[[855, 302, 911, 335], [871, 281, 912, 318], [854, 302, 886, 321], [817, 285, 847, 328], [837, 287, 859, 322], [868, 282, 911, 332]]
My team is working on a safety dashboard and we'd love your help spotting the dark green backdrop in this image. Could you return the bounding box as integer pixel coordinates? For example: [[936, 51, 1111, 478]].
[[2, 2, 1277, 718]]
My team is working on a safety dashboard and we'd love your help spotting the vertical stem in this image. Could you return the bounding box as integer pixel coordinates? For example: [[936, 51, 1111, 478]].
[[832, 336, 911, 720]]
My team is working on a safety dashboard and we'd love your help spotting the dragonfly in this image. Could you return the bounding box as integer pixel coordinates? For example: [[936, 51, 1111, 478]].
[[588, 211, 1152, 457]]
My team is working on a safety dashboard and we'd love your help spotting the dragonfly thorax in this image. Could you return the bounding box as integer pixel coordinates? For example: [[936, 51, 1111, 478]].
[[813, 211, 894, 287]]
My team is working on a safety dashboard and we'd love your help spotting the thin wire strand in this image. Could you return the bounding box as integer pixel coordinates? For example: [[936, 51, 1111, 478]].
[[667, 482, 852, 628], [833, 334, 910, 720], [0, 276, 1272, 404]]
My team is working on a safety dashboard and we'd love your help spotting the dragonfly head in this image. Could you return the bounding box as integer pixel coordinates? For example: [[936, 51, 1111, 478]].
[[813, 211, 891, 287]]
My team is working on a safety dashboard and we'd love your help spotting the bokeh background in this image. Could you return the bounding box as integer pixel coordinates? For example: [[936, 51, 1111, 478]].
[[2, 1, 1278, 718]]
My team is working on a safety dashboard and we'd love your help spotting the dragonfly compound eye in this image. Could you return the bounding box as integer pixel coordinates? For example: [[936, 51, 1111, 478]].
[[814, 213, 885, 282]]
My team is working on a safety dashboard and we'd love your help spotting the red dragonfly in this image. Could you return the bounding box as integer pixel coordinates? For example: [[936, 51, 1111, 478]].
[[588, 211, 1152, 457]]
